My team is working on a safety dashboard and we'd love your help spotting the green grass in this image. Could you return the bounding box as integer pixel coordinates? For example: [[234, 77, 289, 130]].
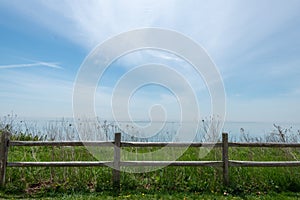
[[1, 122, 300, 198], [2, 143, 300, 197], [1, 190, 300, 199]]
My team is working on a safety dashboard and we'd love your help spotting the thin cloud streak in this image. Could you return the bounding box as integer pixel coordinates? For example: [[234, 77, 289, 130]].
[[0, 62, 63, 69]]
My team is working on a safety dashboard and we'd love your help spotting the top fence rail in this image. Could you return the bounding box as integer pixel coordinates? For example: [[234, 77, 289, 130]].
[[9, 141, 300, 148]]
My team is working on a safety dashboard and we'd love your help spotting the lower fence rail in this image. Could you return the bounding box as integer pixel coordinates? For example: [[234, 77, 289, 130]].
[[229, 160, 300, 167]]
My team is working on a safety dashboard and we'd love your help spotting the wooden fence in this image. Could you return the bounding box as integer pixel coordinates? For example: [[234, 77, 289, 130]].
[[1, 131, 300, 189]]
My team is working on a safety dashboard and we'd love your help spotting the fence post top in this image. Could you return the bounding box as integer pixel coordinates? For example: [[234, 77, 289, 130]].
[[0, 131, 10, 137], [222, 132, 228, 137]]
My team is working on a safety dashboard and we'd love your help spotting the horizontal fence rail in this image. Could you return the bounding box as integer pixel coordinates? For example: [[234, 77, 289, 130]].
[[10, 141, 300, 148], [9, 141, 300, 148], [9, 141, 222, 148], [229, 161, 300, 167], [9, 141, 114, 147], [228, 142, 300, 148], [120, 161, 223, 167], [7, 161, 112, 167], [1, 131, 300, 189]]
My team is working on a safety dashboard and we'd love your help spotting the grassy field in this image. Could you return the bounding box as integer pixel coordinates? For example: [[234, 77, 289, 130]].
[[1, 190, 300, 199], [0, 116, 300, 199], [2, 137, 300, 198]]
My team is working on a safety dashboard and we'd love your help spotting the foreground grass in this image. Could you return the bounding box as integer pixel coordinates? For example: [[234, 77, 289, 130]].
[[1, 126, 300, 197], [1, 191, 300, 200], [3, 145, 300, 197]]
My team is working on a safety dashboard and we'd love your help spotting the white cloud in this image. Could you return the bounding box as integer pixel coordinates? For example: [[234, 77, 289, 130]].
[[1, 0, 300, 122], [0, 61, 63, 70], [4, 1, 299, 74], [4, 0, 299, 55], [2, 0, 177, 49]]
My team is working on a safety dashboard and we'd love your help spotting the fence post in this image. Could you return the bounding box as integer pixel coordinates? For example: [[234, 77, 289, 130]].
[[112, 132, 121, 191], [0, 131, 10, 187], [222, 132, 229, 186]]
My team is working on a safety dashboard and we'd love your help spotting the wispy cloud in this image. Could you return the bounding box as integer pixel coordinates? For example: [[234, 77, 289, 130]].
[[0, 61, 63, 70], [0, 0, 176, 49], [1, 0, 300, 121], [0, 69, 73, 118]]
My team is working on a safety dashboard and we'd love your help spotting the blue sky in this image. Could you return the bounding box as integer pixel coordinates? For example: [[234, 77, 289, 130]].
[[0, 0, 300, 122]]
